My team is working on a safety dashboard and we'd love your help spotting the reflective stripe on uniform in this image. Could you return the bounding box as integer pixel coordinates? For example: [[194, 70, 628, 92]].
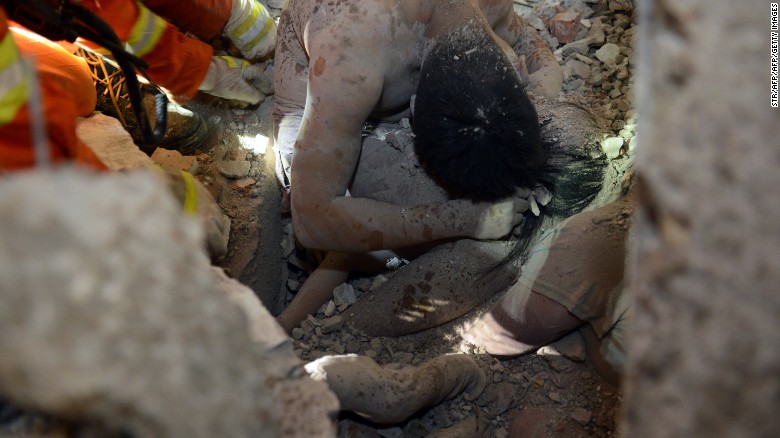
[[0, 31, 30, 125], [218, 55, 249, 70], [180, 170, 199, 215], [125, 2, 167, 58], [229, 1, 274, 54]]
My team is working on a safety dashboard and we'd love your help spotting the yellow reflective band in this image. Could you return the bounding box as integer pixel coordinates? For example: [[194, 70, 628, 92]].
[[0, 32, 30, 125], [229, 1, 274, 53], [0, 78, 30, 125], [242, 17, 274, 53], [126, 3, 167, 58], [0, 31, 19, 70], [221, 55, 238, 68], [180, 170, 199, 215], [231, 0, 264, 39]]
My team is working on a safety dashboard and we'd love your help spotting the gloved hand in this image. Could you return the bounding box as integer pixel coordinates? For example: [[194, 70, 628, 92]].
[[198, 56, 274, 107], [223, 0, 277, 61]]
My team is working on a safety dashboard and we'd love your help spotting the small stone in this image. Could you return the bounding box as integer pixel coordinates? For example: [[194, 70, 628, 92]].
[[571, 408, 592, 425], [565, 59, 592, 80], [603, 108, 619, 120], [628, 136, 638, 154], [306, 314, 321, 327], [320, 316, 344, 334], [551, 331, 587, 362], [549, 10, 583, 45], [595, 43, 620, 65], [558, 39, 591, 57], [615, 99, 631, 112], [575, 53, 594, 64], [352, 278, 371, 292], [601, 136, 624, 159], [370, 338, 383, 353], [364, 349, 377, 359], [333, 343, 346, 354], [287, 279, 300, 291], [333, 283, 357, 306], [323, 300, 336, 317], [231, 177, 256, 190], [589, 72, 604, 86], [207, 115, 221, 125], [586, 19, 606, 45], [369, 275, 389, 291], [151, 148, 199, 174], [549, 391, 562, 402], [345, 340, 361, 354], [291, 328, 305, 340], [432, 405, 453, 428], [217, 160, 251, 179], [337, 303, 350, 313]]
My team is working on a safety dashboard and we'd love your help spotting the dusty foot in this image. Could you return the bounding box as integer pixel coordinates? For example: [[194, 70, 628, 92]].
[[305, 353, 486, 424]]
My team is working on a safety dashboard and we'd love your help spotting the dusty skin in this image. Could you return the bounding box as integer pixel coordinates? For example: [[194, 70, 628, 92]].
[[274, 0, 562, 332], [304, 353, 486, 424], [274, 0, 561, 253]]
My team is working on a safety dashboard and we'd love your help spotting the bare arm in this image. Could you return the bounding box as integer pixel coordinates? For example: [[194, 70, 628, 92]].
[[480, 0, 562, 98], [290, 20, 521, 252]]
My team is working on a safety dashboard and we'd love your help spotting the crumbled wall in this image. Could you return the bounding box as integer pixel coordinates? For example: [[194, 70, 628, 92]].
[[0, 169, 337, 437], [624, 0, 780, 436]]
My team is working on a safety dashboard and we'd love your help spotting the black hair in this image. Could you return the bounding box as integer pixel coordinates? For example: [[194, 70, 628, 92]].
[[491, 102, 609, 272], [412, 24, 544, 202]]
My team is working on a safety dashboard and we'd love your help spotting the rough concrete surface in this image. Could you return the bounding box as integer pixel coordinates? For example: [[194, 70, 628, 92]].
[[0, 170, 337, 437], [624, 0, 780, 436]]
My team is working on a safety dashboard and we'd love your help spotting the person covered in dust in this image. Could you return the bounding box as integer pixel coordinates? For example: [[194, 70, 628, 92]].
[[462, 192, 635, 386], [272, 0, 566, 333]]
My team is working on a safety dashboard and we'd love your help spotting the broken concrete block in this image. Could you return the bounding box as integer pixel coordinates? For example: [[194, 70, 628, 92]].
[[151, 148, 199, 175], [320, 316, 344, 334], [596, 43, 621, 66], [333, 283, 357, 306], [0, 169, 337, 437], [231, 177, 256, 190], [217, 160, 251, 179], [77, 114, 153, 171], [549, 10, 583, 45], [601, 136, 625, 159]]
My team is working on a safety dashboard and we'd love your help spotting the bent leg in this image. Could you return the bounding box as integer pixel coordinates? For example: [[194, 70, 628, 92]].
[[305, 354, 486, 424], [462, 282, 583, 356]]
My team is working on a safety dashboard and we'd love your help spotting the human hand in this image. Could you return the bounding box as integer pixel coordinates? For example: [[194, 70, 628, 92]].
[[472, 192, 530, 240], [223, 0, 277, 60], [198, 56, 274, 107]]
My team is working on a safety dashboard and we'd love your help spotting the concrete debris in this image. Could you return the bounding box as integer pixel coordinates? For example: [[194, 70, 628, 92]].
[[217, 160, 251, 179], [333, 283, 358, 306], [571, 407, 592, 425], [601, 136, 625, 159]]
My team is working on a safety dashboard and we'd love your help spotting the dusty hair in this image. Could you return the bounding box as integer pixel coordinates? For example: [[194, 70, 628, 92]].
[[412, 24, 544, 202]]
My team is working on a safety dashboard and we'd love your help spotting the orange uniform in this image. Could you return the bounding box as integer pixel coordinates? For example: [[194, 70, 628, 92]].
[[0, 9, 106, 171], [79, 0, 228, 98]]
